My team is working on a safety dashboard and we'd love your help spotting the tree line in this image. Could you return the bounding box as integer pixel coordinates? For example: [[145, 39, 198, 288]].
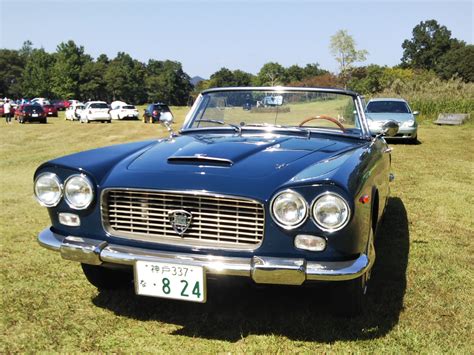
[[0, 19, 471, 104]]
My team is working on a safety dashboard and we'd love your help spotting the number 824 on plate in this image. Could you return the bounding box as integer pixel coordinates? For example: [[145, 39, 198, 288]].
[[134, 260, 206, 303]]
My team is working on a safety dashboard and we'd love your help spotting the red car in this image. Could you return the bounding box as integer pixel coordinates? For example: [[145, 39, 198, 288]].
[[51, 99, 70, 111], [17, 105, 47, 124], [42, 104, 58, 117], [14, 104, 26, 120]]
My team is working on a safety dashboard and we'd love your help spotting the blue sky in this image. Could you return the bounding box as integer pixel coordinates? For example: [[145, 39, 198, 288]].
[[0, 0, 472, 78]]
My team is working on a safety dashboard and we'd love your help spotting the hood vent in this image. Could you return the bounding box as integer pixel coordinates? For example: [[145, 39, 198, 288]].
[[167, 154, 233, 166]]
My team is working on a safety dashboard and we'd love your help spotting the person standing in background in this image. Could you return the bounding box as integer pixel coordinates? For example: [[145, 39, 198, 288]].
[[4, 99, 12, 124]]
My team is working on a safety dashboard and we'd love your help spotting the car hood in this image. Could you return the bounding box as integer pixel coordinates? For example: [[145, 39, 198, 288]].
[[99, 133, 366, 199], [366, 112, 414, 122]]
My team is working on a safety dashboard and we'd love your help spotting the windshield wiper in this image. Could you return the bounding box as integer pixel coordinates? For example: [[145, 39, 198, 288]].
[[195, 119, 241, 134]]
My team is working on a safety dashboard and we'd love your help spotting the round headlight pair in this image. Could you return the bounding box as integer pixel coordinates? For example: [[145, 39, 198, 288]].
[[271, 190, 350, 231], [34, 173, 94, 209]]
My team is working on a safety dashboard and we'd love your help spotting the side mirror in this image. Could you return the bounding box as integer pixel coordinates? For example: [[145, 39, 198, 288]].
[[381, 120, 399, 137], [413, 111, 419, 116]]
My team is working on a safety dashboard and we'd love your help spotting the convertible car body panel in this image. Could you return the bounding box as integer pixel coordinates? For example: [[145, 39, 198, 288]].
[[34, 87, 396, 314]]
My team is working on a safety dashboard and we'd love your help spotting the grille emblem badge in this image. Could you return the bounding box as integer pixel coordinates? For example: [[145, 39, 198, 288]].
[[168, 210, 193, 235]]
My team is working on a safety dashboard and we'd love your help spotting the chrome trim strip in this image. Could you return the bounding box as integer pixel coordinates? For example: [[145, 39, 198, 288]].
[[167, 155, 233, 166], [37, 228, 372, 282], [201, 86, 358, 96]]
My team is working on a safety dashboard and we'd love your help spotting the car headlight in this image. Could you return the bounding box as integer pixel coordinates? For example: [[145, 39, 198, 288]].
[[312, 193, 350, 232], [64, 174, 94, 210], [402, 120, 415, 127], [34, 173, 63, 207], [271, 190, 308, 229]]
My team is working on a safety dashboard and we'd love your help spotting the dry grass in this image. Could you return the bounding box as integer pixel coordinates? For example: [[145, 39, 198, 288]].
[[0, 108, 473, 352]]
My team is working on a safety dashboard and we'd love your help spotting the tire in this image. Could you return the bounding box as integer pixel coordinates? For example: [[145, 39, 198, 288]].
[[333, 228, 373, 317], [85, 116, 90, 124], [81, 264, 133, 290], [107, 120, 111, 124]]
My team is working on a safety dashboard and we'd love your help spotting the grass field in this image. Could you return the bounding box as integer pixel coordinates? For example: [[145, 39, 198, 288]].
[[1, 108, 473, 352]]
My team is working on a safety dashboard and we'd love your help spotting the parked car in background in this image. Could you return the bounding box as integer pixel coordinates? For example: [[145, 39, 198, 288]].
[[366, 98, 418, 142], [31, 98, 51, 106], [110, 103, 139, 120], [143, 103, 173, 123], [79, 101, 111, 123], [51, 99, 70, 111], [14, 104, 26, 120], [34, 87, 401, 316], [65, 103, 85, 121], [17, 104, 47, 123], [42, 104, 59, 117]]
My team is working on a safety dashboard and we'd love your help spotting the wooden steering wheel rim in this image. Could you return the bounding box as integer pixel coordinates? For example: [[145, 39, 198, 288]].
[[298, 115, 346, 132]]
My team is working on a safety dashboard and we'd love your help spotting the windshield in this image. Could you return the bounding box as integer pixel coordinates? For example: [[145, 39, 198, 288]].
[[123, 105, 135, 109], [188, 89, 362, 135], [25, 105, 43, 113], [366, 100, 410, 113], [90, 103, 108, 109]]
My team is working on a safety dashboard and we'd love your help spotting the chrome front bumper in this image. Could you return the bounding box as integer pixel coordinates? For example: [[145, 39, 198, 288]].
[[38, 228, 373, 285]]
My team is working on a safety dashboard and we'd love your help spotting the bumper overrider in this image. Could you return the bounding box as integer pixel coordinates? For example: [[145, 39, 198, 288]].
[[38, 228, 373, 285]]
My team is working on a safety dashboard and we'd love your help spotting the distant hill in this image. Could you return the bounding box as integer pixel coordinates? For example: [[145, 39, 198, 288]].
[[190, 76, 205, 86]]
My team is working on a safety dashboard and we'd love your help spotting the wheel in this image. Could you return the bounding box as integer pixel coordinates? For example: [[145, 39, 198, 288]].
[[107, 120, 111, 124], [81, 264, 133, 290], [85, 116, 90, 124], [332, 228, 374, 317]]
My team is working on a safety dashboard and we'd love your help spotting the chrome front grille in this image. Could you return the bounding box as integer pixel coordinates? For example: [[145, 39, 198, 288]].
[[102, 189, 265, 249]]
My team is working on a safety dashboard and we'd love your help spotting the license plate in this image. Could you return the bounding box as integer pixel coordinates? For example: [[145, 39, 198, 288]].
[[134, 260, 206, 303], [32, 114, 38, 117], [48, 112, 53, 115]]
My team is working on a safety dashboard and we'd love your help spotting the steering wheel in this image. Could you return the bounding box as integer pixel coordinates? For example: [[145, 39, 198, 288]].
[[298, 115, 346, 132]]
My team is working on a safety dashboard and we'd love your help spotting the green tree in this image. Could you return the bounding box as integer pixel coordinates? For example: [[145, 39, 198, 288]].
[[21, 48, 55, 98], [51, 40, 87, 98], [347, 64, 385, 94], [330, 29, 368, 87], [79, 56, 109, 101], [208, 68, 253, 87], [401, 19, 464, 70], [105, 52, 146, 103], [436, 45, 474, 82], [209, 67, 235, 87], [0, 49, 24, 97], [231, 70, 253, 86], [145, 60, 192, 105], [302, 63, 328, 79], [286, 65, 304, 83], [255, 62, 287, 86]]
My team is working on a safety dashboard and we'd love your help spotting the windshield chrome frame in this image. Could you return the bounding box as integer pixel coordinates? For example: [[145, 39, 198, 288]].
[[181, 87, 372, 140]]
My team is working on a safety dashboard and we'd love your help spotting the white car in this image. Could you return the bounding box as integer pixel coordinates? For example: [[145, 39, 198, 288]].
[[65, 103, 85, 121], [110, 103, 139, 120], [79, 101, 111, 123], [31, 98, 50, 106]]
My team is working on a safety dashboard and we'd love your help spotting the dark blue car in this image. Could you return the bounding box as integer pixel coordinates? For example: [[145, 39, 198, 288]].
[[34, 87, 399, 315]]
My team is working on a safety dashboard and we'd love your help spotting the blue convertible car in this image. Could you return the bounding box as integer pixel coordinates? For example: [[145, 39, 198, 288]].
[[35, 87, 398, 315]]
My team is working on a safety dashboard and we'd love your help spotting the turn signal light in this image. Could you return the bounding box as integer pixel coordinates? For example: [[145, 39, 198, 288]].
[[294, 234, 326, 252], [58, 213, 81, 227]]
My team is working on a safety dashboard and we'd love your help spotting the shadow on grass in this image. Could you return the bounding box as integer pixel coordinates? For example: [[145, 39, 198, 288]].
[[93, 197, 409, 343]]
